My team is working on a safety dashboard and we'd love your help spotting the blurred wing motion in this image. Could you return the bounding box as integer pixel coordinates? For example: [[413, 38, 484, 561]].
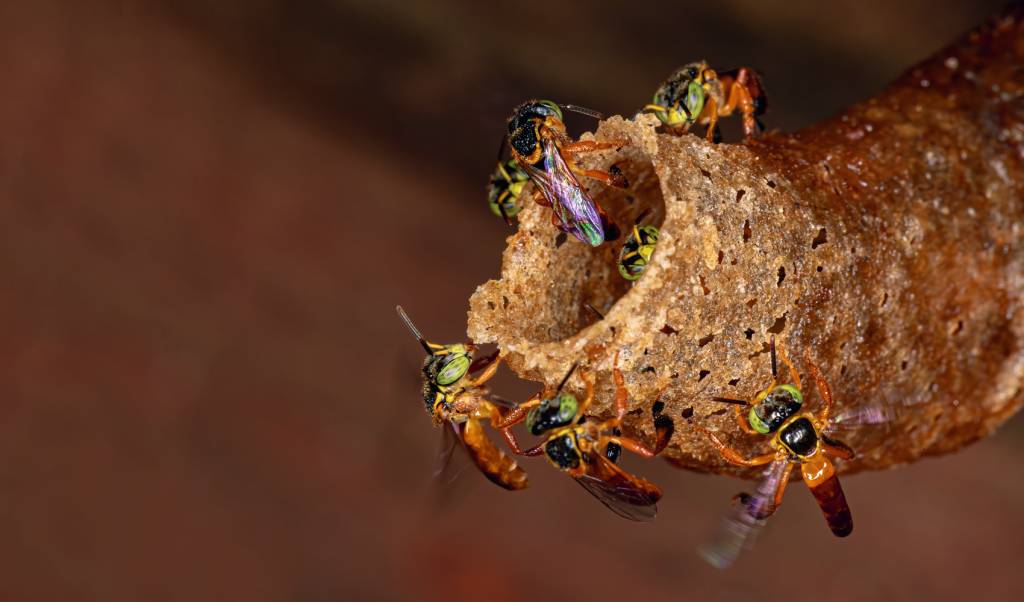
[[433, 421, 469, 487], [455, 419, 529, 491], [825, 402, 898, 434], [524, 138, 606, 246], [700, 456, 790, 569], [574, 452, 662, 522]]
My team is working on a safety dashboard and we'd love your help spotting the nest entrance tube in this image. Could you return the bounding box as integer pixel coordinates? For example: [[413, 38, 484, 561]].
[[469, 9, 1024, 477]]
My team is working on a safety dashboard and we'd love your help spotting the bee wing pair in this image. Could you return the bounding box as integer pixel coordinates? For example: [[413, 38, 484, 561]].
[[575, 452, 662, 522], [700, 455, 789, 569], [523, 138, 612, 247], [573, 415, 674, 521]]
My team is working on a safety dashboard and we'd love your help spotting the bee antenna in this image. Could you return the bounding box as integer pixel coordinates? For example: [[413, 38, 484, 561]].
[[556, 363, 579, 393], [559, 103, 605, 121], [396, 305, 432, 354], [496, 133, 509, 162], [711, 396, 748, 406], [584, 303, 605, 320], [769, 336, 778, 378], [634, 207, 652, 225]]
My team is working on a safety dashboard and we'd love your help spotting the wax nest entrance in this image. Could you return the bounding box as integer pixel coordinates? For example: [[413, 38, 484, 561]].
[[468, 13, 1024, 478]]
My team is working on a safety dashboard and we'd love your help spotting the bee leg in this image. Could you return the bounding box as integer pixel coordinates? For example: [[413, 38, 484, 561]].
[[576, 369, 596, 415], [465, 354, 502, 387], [822, 439, 855, 460], [491, 394, 541, 429], [532, 188, 552, 207], [561, 139, 629, 155], [607, 436, 656, 458], [721, 77, 758, 140], [695, 424, 777, 467], [498, 427, 531, 455], [576, 168, 629, 189], [804, 350, 834, 423], [514, 440, 548, 457], [775, 340, 802, 390], [612, 351, 629, 420], [703, 96, 721, 143], [734, 404, 760, 434], [773, 462, 795, 506]]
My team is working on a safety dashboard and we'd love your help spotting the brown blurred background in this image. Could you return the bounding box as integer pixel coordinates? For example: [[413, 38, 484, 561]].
[[0, 1, 1021, 600]]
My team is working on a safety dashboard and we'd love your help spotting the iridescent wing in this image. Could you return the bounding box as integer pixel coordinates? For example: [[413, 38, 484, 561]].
[[700, 455, 790, 569], [573, 452, 662, 521], [824, 402, 898, 434], [523, 138, 605, 246]]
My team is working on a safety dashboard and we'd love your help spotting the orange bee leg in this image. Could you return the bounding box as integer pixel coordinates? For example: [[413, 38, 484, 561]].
[[608, 435, 662, 459], [515, 440, 549, 457], [491, 394, 541, 429], [612, 351, 629, 420], [801, 454, 853, 537], [576, 168, 629, 189], [822, 440, 855, 460], [702, 96, 720, 142], [498, 427, 531, 455], [734, 404, 760, 435], [695, 424, 778, 467], [805, 350, 835, 423], [465, 354, 502, 387], [773, 462, 795, 507], [775, 340, 802, 390], [532, 188, 552, 208], [728, 81, 757, 140], [575, 369, 596, 416], [561, 139, 628, 155]]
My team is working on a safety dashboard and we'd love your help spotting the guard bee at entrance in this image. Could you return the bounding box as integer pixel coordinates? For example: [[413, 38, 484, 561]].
[[505, 99, 628, 247], [644, 61, 766, 142], [396, 305, 528, 491], [618, 210, 659, 281], [695, 338, 893, 568], [486, 159, 530, 224], [497, 354, 674, 521]]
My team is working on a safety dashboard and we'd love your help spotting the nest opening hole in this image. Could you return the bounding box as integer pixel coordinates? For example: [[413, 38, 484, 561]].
[[521, 151, 665, 343]]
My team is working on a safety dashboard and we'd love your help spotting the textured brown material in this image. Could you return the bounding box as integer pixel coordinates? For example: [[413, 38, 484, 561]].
[[468, 9, 1024, 477]]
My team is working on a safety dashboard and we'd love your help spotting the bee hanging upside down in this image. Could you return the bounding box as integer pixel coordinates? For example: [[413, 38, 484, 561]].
[[695, 338, 894, 568], [496, 354, 674, 521], [395, 305, 528, 491], [486, 159, 530, 224], [618, 212, 659, 281], [505, 100, 629, 247], [645, 61, 767, 142]]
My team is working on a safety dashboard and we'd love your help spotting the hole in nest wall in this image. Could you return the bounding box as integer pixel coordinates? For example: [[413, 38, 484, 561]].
[[516, 154, 666, 344], [811, 227, 829, 249], [768, 313, 788, 334]]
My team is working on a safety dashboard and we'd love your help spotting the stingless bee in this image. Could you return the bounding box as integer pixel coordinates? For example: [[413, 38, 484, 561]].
[[497, 354, 674, 520], [617, 210, 659, 281], [486, 158, 530, 224], [645, 61, 766, 142], [696, 338, 894, 568], [396, 305, 528, 490], [505, 100, 628, 246]]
